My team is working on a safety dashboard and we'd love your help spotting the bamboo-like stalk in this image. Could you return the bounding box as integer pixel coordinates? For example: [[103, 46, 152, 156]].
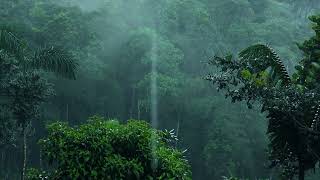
[[21, 126, 27, 180]]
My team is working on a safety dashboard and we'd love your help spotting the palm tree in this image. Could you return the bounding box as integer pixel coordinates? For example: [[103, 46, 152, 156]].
[[0, 27, 78, 180]]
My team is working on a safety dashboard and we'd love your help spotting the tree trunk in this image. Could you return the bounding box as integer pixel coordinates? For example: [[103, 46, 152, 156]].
[[129, 87, 135, 119], [298, 158, 305, 180], [1, 150, 4, 178], [175, 109, 181, 148], [66, 103, 69, 122], [137, 100, 141, 120], [21, 126, 27, 180], [39, 149, 42, 170]]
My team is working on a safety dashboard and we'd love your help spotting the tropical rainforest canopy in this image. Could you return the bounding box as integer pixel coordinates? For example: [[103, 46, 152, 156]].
[[0, 0, 320, 180]]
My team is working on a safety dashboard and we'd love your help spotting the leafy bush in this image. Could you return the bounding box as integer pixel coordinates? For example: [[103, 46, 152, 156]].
[[27, 116, 191, 180]]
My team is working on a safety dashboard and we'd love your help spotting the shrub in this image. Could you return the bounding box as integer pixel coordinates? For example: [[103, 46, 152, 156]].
[[27, 116, 191, 180]]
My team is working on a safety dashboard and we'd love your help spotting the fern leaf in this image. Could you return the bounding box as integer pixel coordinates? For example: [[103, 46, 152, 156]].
[[239, 44, 291, 85]]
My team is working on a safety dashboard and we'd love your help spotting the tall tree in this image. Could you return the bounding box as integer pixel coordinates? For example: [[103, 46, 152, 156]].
[[207, 15, 320, 180], [0, 27, 77, 179]]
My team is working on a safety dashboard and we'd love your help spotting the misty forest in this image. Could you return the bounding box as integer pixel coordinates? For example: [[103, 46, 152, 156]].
[[1, 0, 320, 180]]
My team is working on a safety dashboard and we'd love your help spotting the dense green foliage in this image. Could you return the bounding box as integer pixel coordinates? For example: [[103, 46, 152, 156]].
[[27, 116, 191, 180], [208, 15, 320, 180], [0, 0, 319, 179]]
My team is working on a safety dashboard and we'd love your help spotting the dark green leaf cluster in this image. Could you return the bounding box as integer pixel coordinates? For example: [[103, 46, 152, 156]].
[[8, 71, 54, 125], [294, 15, 320, 89]]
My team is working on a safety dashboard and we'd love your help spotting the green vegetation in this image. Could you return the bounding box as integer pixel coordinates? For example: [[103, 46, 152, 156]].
[[26, 116, 191, 180], [0, 26, 77, 179], [208, 15, 320, 180], [0, 0, 320, 179]]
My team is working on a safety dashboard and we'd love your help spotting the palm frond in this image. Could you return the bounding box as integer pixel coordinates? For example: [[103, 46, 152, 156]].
[[0, 28, 25, 60], [31, 47, 78, 79], [239, 44, 291, 85]]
